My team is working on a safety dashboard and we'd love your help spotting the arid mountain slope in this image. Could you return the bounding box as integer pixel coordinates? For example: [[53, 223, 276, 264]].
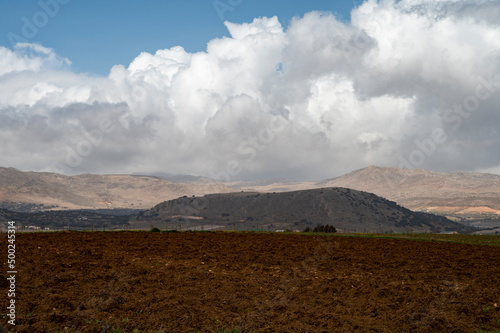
[[322, 166, 500, 216], [139, 187, 472, 233], [0, 167, 233, 211], [231, 166, 500, 217], [3, 166, 500, 218], [136, 172, 218, 184]]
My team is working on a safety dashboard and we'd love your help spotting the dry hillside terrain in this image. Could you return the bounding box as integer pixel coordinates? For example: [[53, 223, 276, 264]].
[[2, 166, 500, 220], [321, 166, 500, 216], [0, 167, 233, 211], [231, 166, 500, 218]]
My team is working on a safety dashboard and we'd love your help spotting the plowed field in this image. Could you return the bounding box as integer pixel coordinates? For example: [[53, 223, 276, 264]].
[[1, 231, 500, 332]]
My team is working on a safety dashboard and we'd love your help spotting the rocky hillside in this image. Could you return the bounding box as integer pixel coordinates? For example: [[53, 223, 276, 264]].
[[3, 165, 500, 220], [0, 167, 233, 211], [139, 188, 473, 233], [321, 166, 500, 217], [230, 166, 500, 219]]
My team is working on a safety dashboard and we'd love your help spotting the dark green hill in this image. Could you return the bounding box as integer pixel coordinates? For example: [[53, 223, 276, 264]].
[[138, 187, 474, 233]]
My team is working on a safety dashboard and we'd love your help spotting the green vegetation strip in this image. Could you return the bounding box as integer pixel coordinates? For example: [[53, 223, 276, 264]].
[[32, 229, 500, 246], [181, 230, 500, 247], [308, 232, 500, 247]]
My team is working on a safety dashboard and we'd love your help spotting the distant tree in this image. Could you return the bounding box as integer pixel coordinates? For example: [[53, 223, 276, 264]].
[[313, 224, 336, 233]]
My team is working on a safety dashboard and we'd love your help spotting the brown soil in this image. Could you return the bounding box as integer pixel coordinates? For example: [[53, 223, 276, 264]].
[[2, 232, 500, 332]]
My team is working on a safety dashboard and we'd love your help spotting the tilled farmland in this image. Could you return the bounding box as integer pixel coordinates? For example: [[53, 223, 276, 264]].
[[2, 231, 500, 332]]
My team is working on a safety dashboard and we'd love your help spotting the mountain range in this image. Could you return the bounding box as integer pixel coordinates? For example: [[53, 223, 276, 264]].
[[0, 167, 232, 211], [231, 166, 500, 218], [1, 166, 500, 221]]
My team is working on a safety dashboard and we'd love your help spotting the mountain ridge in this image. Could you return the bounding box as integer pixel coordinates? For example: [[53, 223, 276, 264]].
[[1, 166, 500, 219], [0, 167, 234, 211], [230, 166, 500, 218]]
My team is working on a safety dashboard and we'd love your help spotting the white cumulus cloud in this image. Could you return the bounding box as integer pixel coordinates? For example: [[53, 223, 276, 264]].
[[1, 0, 500, 180]]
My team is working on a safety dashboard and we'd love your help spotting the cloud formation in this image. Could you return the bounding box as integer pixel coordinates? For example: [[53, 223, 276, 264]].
[[1, 0, 500, 180]]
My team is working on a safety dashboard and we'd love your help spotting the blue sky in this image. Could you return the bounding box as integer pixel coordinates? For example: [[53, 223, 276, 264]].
[[0, 0, 357, 75]]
